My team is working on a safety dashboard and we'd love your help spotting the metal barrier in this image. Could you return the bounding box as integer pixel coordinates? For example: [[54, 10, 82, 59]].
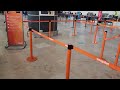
[[105, 35, 120, 41], [100, 31, 107, 59], [93, 23, 120, 44], [23, 19, 95, 37], [93, 24, 99, 44], [24, 20, 120, 79], [26, 28, 120, 79]]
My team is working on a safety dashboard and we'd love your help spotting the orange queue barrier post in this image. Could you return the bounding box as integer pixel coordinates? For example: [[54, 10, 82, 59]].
[[91, 24, 93, 33], [23, 20, 120, 29], [103, 24, 106, 32], [29, 28, 120, 77], [89, 23, 93, 34], [51, 20, 95, 37], [73, 20, 77, 36], [114, 42, 120, 66], [25, 20, 120, 44], [48, 20, 51, 37], [84, 22, 86, 27], [27, 28, 37, 62], [26, 28, 120, 78], [51, 20, 94, 36], [92, 22, 119, 44], [31, 29, 72, 79], [99, 31, 107, 59], [72, 19, 74, 28], [66, 45, 73, 79], [93, 24, 98, 44], [23, 20, 95, 39], [104, 21, 107, 31], [110, 26, 113, 33]]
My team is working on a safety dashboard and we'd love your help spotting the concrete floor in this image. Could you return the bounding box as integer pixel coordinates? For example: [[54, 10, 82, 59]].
[[0, 14, 120, 79]]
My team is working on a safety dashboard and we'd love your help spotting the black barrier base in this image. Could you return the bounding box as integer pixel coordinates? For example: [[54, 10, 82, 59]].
[[5, 41, 27, 50]]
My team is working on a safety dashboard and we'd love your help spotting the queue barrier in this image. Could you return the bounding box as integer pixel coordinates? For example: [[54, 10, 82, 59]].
[[24, 19, 120, 40], [93, 23, 120, 44], [105, 35, 120, 41], [93, 25, 120, 61], [23, 20, 120, 78], [23, 20, 120, 59], [26, 27, 120, 79], [23, 19, 95, 37], [106, 20, 119, 23]]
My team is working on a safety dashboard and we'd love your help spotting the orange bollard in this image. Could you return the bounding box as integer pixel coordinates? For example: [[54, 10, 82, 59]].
[[100, 31, 107, 59], [66, 45, 73, 79], [110, 27, 113, 33], [27, 28, 37, 62], [102, 26, 105, 33], [114, 42, 120, 66], [72, 20, 76, 36], [102, 21, 106, 30], [102, 24, 105, 31], [72, 19, 74, 28], [93, 24, 98, 44], [85, 21, 87, 27], [48, 20, 51, 37], [89, 24, 93, 34]]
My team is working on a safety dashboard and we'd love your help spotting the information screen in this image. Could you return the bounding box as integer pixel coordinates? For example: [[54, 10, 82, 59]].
[[5, 11, 24, 45]]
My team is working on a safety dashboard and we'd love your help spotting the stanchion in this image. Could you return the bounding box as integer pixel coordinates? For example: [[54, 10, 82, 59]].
[[104, 20, 106, 25], [72, 20, 76, 36], [110, 27, 113, 33], [114, 42, 120, 66], [71, 18, 74, 28], [89, 23, 93, 34], [48, 20, 51, 37], [93, 24, 98, 44], [100, 31, 107, 59], [27, 28, 37, 62], [66, 44, 73, 79], [85, 21, 87, 27]]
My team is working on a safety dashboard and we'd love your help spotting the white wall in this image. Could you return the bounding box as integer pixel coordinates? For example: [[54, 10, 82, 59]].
[[72, 11, 116, 16], [65, 11, 120, 16]]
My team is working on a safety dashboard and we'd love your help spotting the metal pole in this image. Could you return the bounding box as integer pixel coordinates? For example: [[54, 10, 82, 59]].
[[73, 20, 76, 36], [93, 24, 98, 44], [114, 42, 120, 66], [66, 45, 73, 79], [49, 20, 51, 37], [100, 31, 107, 59], [27, 28, 37, 62]]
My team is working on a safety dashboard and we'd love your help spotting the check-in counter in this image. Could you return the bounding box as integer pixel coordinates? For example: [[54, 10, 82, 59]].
[[28, 11, 58, 37]]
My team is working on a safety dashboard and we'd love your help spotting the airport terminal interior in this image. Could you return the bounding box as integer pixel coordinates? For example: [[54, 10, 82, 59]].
[[0, 11, 120, 79]]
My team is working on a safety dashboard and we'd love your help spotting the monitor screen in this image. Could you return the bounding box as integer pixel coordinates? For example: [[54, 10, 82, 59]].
[[41, 11, 48, 14]]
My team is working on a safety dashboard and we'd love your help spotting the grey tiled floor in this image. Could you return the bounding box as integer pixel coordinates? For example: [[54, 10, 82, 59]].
[[0, 15, 120, 79]]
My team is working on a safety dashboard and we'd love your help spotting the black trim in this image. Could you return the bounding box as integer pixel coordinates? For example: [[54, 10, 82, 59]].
[[29, 28, 33, 31], [68, 45, 73, 50], [105, 31, 107, 33]]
